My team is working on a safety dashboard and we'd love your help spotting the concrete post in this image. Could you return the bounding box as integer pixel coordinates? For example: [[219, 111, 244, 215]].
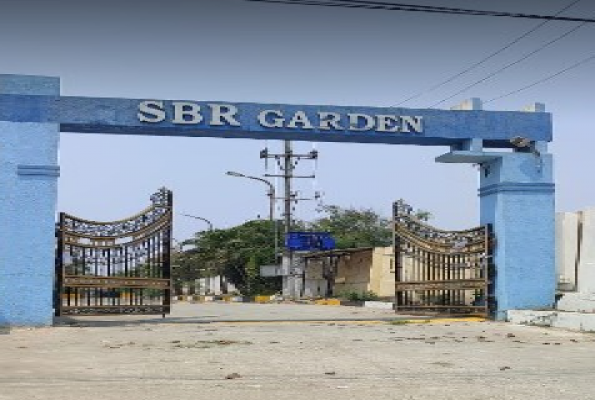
[[479, 152, 556, 319], [0, 74, 60, 326]]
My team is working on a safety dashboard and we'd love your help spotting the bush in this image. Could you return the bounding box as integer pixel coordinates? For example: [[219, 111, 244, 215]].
[[345, 291, 360, 302], [341, 290, 379, 302]]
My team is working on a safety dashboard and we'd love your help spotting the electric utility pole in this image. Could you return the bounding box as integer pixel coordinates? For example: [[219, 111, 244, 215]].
[[260, 140, 319, 299]]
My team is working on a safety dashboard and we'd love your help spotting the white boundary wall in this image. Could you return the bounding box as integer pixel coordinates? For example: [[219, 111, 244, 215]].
[[556, 207, 595, 312]]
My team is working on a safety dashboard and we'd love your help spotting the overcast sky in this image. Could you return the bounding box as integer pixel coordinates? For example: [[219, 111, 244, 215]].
[[1, 0, 594, 240]]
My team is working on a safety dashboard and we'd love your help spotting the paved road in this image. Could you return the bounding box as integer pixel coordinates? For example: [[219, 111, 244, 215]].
[[2, 303, 595, 400], [53, 301, 410, 326]]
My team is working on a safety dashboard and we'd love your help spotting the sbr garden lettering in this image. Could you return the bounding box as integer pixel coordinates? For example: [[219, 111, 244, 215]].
[[138, 100, 424, 134]]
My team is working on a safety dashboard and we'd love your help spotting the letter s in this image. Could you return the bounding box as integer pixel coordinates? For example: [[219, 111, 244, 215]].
[[138, 101, 166, 123]]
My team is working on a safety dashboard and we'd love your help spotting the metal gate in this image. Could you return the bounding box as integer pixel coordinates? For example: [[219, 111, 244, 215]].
[[393, 200, 494, 317], [55, 188, 173, 317]]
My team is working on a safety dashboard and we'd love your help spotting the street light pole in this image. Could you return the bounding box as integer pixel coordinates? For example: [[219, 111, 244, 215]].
[[225, 171, 275, 222], [226, 171, 279, 263], [180, 213, 214, 231]]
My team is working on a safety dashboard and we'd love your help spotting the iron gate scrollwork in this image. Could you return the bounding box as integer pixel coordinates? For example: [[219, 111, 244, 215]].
[[393, 200, 495, 317], [55, 188, 173, 317]]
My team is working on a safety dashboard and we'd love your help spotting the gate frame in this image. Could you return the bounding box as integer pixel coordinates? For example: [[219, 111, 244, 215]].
[[54, 188, 173, 317], [393, 200, 495, 317]]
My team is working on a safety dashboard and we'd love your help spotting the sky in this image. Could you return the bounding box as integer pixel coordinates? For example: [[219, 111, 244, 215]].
[[0, 0, 594, 241]]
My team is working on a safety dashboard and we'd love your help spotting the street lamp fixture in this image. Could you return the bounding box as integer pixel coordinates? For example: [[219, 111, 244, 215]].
[[226, 170, 280, 262], [225, 171, 275, 222], [180, 213, 214, 231], [225, 171, 245, 178]]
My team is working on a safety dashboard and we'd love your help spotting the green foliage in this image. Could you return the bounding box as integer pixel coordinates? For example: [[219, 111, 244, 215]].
[[172, 201, 432, 296], [308, 203, 432, 249], [340, 290, 379, 302], [389, 320, 411, 325], [172, 219, 282, 296], [310, 205, 392, 249]]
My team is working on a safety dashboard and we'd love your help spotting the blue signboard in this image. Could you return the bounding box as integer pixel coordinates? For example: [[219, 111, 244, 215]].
[[286, 232, 336, 252]]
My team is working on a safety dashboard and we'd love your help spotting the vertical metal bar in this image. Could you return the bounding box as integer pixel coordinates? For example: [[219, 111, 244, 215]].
[[424, 248, 429, 309], [160, 230, 165, 305], [394, 223, 403, 312], [86, 248, 91, 308], [155, 232, 159, 303], [435, 248, 440, 309], [125, 244, 130, 307], [415, 245, 421, 307], [442, 252, 447, 310], [93, 248, 99, 306], [485, 225, 492, 318], [163, 191, 173, 316], [124, 244, 129, 277], [155, 232, 159, 280], [145, 237, 151, 304], [140, 237, 145, 306], [447, 252, 452, 312], [430, 249, 435, 311], [54, 214, 65, 317], [453, 252, 457, 312], [459, 252, 464, 310], [147, 236, 151, 281], [456, 252, 460, 310], [151, 234, 155, 279]]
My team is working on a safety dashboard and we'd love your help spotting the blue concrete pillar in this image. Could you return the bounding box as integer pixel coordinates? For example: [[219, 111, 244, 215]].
[[0, 75, 60, 326], [479, 151, 555, 319], [437, 148, 555, 319]]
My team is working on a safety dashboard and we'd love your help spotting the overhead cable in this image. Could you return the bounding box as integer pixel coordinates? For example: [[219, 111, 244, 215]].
[[429, 21, 588, 108], [485, 52, 595, 103], [242, 0, 595, 23], [393, 0, 583, 106]]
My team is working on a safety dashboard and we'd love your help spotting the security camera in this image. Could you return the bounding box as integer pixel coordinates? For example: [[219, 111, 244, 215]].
[[509, 136, 531, 148]]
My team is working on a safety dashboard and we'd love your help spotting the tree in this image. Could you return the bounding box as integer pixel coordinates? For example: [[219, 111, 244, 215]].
[[309, 205, 392, 249], [172, 203, 432, 294], [309, 203, 432, 249], [172, 219, 282, 296], [171, 248, 204, 294]]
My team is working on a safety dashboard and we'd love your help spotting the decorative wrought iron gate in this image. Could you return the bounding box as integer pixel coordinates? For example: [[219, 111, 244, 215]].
[[55, 188, 173, 317], [393, 200, 494, 317]]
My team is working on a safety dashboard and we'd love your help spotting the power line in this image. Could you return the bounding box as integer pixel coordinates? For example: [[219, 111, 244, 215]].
[[242, 0, 595, 23], [393, 0, 583, 106], [429, 21, 588, 108], [485, 52, 595, 104]]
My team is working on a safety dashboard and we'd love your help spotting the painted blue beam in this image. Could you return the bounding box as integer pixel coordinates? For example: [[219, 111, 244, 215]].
[[0, 94, 552, 146]]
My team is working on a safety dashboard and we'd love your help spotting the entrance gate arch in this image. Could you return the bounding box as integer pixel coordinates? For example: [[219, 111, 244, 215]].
[[0, 74, 555, 325]]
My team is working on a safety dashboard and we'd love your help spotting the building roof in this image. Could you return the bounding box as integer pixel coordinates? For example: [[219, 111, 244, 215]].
[[300, 247, 375, 259]]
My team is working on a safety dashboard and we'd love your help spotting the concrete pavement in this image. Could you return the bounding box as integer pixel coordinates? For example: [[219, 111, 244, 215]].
[[1, 303, 595, 400]]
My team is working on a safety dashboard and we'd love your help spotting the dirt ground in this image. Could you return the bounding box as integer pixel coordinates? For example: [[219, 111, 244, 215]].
[[1, 303, 594, 400]]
